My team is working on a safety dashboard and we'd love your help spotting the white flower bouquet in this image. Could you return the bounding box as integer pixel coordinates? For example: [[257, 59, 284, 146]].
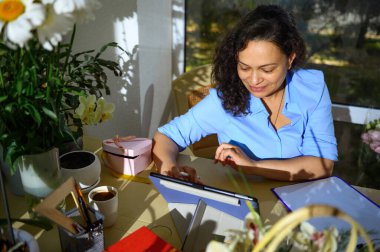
[[206, 203, 376, 252]]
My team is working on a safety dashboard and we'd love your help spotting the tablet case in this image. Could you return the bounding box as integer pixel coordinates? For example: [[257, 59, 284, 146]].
[[149, 172, 259, 220], [178, 199, 244, 252]]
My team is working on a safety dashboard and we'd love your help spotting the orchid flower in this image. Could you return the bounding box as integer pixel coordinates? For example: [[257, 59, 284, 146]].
[[74, 95, 115, 126]]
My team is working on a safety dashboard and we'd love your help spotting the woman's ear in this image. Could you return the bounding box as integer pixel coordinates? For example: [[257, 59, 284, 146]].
[[288, 53, 296, 69]]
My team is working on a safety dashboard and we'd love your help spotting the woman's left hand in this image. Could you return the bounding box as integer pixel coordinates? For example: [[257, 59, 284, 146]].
[[214, 143, 254, 170]]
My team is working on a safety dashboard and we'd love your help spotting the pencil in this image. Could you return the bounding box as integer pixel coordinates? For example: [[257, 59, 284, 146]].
[[74, 182, 94, 229]]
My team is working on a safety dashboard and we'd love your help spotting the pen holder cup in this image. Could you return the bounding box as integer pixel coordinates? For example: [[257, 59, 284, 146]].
[[58, 207, 104, 252]]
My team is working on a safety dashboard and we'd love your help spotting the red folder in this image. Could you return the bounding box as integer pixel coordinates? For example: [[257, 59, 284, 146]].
[[105, 226, 179, 252]]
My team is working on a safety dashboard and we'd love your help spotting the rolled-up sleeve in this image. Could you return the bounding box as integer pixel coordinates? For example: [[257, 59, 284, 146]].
[[158, 89, 228, 151], [301, 74, 338, 161]]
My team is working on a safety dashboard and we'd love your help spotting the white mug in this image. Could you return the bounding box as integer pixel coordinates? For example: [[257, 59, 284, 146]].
[[88, 186, 118, 228]]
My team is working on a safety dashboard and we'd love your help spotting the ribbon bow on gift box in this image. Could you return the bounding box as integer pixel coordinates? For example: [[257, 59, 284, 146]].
[[102, 135, 153, 184], [104, 135, 136, 149]]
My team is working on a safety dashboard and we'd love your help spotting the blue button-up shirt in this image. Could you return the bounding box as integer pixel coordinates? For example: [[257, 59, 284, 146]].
[[159, 69, 338, 161]]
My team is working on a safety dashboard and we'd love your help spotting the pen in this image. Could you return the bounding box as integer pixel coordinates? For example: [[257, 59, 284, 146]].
[[233, 193, 253, 200], [204, 186, 253, 200], [74, 182, 94, 230]]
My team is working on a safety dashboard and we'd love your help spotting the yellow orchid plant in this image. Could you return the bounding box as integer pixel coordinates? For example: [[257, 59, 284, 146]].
[[74, 95, 115, 126], [0, 0, 126, 172]]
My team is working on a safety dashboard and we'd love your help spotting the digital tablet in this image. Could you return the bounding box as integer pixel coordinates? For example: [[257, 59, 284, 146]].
[[149, 172, 259, 220]]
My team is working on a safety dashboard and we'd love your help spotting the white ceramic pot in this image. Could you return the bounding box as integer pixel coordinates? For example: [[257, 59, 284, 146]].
[[18, 148, 62, 199], [59, 151, 101, 189], [12, 229, 40, 252]]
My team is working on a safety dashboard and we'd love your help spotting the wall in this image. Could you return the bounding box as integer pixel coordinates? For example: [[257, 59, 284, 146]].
[[72, 0, 180, 140]]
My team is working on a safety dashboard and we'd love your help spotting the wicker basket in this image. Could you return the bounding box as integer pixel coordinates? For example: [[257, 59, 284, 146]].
[[206, 204, 375, 252], [252, 204, 374, 252]]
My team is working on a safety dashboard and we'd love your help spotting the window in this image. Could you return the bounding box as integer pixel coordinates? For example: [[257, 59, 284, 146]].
[[185, 0, 380, 189], [185, 0, 380, 107]]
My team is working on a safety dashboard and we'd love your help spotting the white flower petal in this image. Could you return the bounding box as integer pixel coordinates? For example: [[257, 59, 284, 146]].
[[52, 0, 100, 16], [53, 0, 77, 14], [300, 222, 316, 238], [205, 241, 231, 252], [37, 6, 74, 51], [72, 0, 101, 23], [74, 104, 85, 118], [6, 19, 33, 47], [23, 3, 46, 27], [79, 96, 87, 104], [41, 0, 54, 4], [104, 103, 115, 113], [87, 94, 96, 105]]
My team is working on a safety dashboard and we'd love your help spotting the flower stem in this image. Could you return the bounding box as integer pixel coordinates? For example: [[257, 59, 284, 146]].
[[0, 172, 15, 245], [62, 24, 76, 77]]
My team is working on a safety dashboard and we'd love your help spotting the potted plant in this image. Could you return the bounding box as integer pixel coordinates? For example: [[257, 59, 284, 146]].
[[0, 0, 126, 210], [357, 113, 380, 187]]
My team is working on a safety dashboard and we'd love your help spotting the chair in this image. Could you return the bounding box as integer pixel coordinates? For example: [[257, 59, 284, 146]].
[[172, 64, 219, 159]]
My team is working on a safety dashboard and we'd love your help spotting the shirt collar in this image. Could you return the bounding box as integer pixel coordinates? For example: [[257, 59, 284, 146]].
[[249, 95, 266, 115], [284, 71, 294, 106], [248, 71, 301, 120]]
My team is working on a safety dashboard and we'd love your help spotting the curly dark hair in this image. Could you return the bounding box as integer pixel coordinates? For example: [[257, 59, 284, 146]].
[[212, 5, 306, 116]]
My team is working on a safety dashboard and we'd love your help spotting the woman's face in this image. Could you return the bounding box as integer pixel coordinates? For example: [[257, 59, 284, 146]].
[[237, 40, 295, 99]]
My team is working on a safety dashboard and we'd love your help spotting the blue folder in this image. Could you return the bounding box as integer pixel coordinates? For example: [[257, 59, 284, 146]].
[[149, 172, 259, 220], [272, 176, 380, 242]]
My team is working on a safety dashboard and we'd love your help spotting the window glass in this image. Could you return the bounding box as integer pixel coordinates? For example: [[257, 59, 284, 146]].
[[185, 0, 380, 108]]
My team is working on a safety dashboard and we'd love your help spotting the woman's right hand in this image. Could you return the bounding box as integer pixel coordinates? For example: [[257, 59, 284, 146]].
[[160, 165, 202, 183], [153, 131, 202, 183]]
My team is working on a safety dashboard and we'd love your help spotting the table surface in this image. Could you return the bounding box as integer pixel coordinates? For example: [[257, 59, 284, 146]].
[[3, 136, 380, 251]]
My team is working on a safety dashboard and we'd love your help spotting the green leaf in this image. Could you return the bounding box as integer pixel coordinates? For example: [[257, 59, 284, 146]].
[[34, 93, 45, 99], [23, 103, 42, 125], [4, 103, 13, 112], [0, 95, 7, 102], [42, 106, 58, 121], [95, 42, 117, 58], [16, 79, 23, 95]]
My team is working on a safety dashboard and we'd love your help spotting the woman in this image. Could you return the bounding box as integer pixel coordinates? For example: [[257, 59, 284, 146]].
[[153, 5, 338, 182]]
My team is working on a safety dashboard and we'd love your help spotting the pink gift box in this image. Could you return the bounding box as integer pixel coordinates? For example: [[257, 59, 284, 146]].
[[102, 138, 152, 175]]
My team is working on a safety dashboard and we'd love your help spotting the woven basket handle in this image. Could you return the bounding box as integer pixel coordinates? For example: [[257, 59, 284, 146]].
[[252, 204, 374, 252]]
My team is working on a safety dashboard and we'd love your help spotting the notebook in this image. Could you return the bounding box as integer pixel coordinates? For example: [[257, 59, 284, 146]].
[[104, 226, 179, 252], [272, 176, 380, 241]]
